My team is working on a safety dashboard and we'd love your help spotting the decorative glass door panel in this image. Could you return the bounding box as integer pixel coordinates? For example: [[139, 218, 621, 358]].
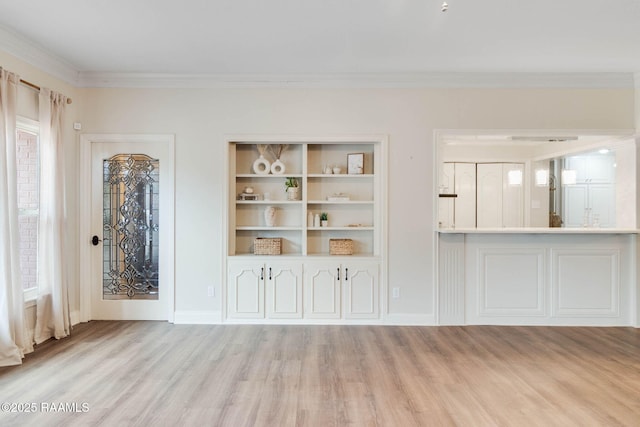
[[103, 154, 160, 299]]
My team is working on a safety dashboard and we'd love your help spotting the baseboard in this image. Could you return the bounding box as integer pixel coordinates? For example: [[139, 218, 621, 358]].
[[384, 313, 437, 326], [173, 310, 223, 324]]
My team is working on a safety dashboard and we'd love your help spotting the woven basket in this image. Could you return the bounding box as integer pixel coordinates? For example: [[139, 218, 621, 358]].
[[254, 238, 282, 255], [329, 239, 353, 255]]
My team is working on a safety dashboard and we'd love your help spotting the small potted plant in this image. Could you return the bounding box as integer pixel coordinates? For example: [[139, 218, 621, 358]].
[[285, 177, 299, 200], [320, 212, 328, 227]]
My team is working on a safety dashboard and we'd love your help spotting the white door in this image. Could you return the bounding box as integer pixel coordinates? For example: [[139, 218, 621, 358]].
[[83, 135, 174, 321]]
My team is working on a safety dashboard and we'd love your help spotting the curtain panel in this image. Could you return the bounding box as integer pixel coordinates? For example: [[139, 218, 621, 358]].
[[34, 88, 71, 344], [0, 68, 32, 366]]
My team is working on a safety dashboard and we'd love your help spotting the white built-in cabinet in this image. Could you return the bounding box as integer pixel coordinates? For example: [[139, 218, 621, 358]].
[[562, 153, 616, 228], [226, 137, 385, 322], [439, 162, 523, 228], [477, 163, 524, 228], [303, 261, 379, 320], [439, 163, 476, 228], [227, 260, 303, 319]]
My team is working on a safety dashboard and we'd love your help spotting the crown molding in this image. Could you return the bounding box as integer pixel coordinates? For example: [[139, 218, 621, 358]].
[[0, 23, 634, 90], [0, 25, 79, 86], [77, 71, 636, 89]]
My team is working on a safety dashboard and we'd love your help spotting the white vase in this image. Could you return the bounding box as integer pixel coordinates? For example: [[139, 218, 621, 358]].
[[270, 159, 285, 175], [253, 155, 271, 175], [286, 187, 299, 201], [264, 206, 277, 227]]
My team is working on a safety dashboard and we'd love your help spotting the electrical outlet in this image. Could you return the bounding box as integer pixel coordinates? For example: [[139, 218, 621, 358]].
[[207, 286, 215, 297], [392, 287, 400, 298]]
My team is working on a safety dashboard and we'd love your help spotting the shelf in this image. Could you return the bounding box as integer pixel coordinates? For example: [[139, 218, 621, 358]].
[[307, 227, 374, 231], [236, 201, 301, 204], [308, 200, 373, 205], [236, 174, 303, 179], [307, 174, 374, 178], [236, 226, 302, 231]]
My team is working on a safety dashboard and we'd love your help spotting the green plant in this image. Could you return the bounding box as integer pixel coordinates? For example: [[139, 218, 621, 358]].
[[320, 212, 328, 221], [285, 177, 298, 190]]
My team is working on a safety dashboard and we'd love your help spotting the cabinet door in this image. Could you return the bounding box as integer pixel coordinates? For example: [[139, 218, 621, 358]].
[[502, 163, 524, 227], [438, 163, 455, 228], [454, 163, 477, 228], [477, 163, 503, 228], [563, 184, 588, 227], [589, 184, 615, 227], [266, 262, 303, 319], [303, 262, 341, 319], [587, 155, 615, 183], [343, 261, 379, 319], [227, 261, 265, 319]]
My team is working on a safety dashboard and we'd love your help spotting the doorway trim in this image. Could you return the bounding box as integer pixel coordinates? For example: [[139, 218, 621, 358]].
[[79, 134, 175, 322]]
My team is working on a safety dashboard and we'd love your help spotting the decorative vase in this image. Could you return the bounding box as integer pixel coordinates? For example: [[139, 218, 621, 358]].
[[271, 159, 285, 175], [286, 187, 299, 201], [253, 155, 271, 175], [264, 206, 277, 227]]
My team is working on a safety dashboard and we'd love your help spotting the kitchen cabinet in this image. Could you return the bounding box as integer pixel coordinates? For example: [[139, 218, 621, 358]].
[[438, 162, 476, 228], [562, 153, 616, 227], [477, 163, 524, 228]]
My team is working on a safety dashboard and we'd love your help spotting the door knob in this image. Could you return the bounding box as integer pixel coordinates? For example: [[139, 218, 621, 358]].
[[91, 235, 102, 246]]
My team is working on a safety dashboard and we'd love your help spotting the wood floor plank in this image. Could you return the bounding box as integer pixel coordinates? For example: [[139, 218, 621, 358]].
[[0, 322, 639, 426]]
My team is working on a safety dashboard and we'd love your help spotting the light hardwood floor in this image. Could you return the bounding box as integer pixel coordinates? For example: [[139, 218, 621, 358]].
[[1, 322, 639, 426]]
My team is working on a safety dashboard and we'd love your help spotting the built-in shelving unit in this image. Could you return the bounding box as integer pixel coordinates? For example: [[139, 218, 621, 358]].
[[228, 139, 382, 257], [225, 136, 386, 322]]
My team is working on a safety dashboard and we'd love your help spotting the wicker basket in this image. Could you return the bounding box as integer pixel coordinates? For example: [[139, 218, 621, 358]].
[[254, 238, 282, 255], [329, 238, 353, 255]]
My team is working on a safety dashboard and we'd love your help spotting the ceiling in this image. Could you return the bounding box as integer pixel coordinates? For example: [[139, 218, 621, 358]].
[[0, 0, 639, 85]]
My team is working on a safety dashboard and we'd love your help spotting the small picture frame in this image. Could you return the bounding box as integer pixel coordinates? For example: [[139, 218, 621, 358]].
[[347, 153, 364, 174]]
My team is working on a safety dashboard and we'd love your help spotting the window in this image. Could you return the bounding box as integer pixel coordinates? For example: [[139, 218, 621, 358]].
[[16, 118, 39, 300]]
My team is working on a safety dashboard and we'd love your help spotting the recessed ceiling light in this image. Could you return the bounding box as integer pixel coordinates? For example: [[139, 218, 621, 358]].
[[441, 2, 448, 12], [598, 149, 610, 154]]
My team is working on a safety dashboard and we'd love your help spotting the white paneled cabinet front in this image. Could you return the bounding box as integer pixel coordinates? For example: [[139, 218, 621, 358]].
[[266, 262, 303, 319], [477, 163, 524, 228], [227, 261, 265, 319], [303, 260, 379, 320], [227, 260, 303, 319], [343, 261, 379, 319], [303, 262, 341, 319]]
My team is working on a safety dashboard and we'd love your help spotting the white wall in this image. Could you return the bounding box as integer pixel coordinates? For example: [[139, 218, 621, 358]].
[[79, 86, 634, 321], [2, 50, 637, 323]]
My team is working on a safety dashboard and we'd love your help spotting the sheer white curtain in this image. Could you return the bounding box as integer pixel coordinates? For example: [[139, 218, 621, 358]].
[[33, 88, 70, 344], [0, 68, 33, 366]]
